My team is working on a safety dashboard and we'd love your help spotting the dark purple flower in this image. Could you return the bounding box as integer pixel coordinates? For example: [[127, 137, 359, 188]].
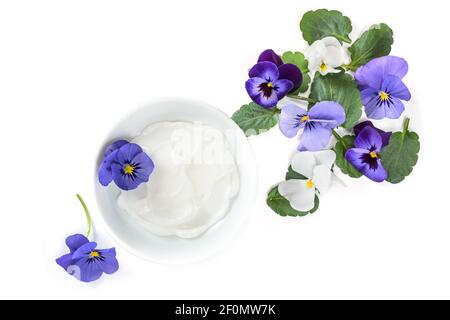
[[56, 234, 119, 283], [245, 62, 293, 108], [258, 49, 283, 66], [355, 56, 411, 120], [258, 49, 303, 91], [99, 141, 155, 191], [279, 101, 346, 151], [345, 126, 388, 182], [354, 121, 391, 148], [245, 49, 303, 108]]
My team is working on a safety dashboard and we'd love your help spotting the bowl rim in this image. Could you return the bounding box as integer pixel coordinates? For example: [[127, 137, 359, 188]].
[[93, 97, 258, 264]]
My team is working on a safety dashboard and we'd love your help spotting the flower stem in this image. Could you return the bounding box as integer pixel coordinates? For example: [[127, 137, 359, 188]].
[[403, 117, 410, 132], [332, 129, 347, 148], [76, 194, 92, 238], [287, 94, 316, 104], [342, 64, 357, 72]]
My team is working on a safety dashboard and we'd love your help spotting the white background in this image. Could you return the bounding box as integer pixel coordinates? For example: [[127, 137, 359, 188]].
[[0, 0, 449, 299]]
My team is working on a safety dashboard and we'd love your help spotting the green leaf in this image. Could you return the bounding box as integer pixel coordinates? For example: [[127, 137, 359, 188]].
[[267, 186, 319, 217], [300, 9, 352, 45], [281, 51, 311, 93], [309, 72, 362, 129], [380, 119, 420, 184], [348, 23, 394, 70], [231, 102, 279, 136], [333, 135, 363, 178], [285, 166, 308, 180]]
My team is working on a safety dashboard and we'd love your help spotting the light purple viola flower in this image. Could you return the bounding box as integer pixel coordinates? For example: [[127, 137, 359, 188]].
[[111, 143, 155, 190], [56, 234, 119, 283], [355, 56, 411, 120], [55, 234, 89, 271], [345, 126, 388, 182], [279, 101, 346, 151], [98, 140, 129, 186], [104, 140, 129, 158], [56, 195, 119, 283], [245, 49, 303, 108], [354, 121, 391, 148], [99, 141, 155, 191]]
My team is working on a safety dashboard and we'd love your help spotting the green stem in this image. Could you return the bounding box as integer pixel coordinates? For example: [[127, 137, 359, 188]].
[[287, 94, 316, 104], [403, 117, 410, 132], [342, 64, 357, 72], [332, 129, 347, 148], [76, 194, 92, 238]]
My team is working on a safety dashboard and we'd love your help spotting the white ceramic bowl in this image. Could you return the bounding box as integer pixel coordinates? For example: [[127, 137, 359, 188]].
[[94, 99, 257, 264]]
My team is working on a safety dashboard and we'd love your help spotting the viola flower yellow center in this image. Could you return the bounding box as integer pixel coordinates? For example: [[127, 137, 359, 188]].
[[123, 164, 135, 175], [89, 251, 100, 258], [369, 151, 378, 159], [379, 91, 390, 101], [301, 115, 309, 122], [306, 179, 314, 189], [320, 63, 327, 72], [267, 82, 273, 88]]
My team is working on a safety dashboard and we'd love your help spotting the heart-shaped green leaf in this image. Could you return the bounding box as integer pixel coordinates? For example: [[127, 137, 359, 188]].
[[232, 102, 279, 136], [380, 119, 420, 184], [348, 23, 394, 70], [309, 72, 362, 129], [300, 9, 352, 45]]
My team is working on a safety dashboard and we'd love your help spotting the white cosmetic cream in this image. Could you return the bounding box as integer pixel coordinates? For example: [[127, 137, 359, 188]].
[[117, 121, 240, 239]]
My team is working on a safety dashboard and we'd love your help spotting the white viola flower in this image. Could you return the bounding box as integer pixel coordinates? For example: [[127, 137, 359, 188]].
[[306, 37, 350, 75], [278, 150, 335, 212]]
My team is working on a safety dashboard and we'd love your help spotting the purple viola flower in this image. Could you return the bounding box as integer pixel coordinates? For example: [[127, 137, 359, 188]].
[[246, 62, 293, 108], [98, 140, 129, 186], [354, 121, 391, 148], [56, 234, 119, 283], [258, 49, 303, 91], [345, 126, 388, 182], [355, 56, 411, 120], [56, 195, 119, 283], [279, 101, 346, 151], [245, 49, 303, 108], [99, 141, 155, 191]]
